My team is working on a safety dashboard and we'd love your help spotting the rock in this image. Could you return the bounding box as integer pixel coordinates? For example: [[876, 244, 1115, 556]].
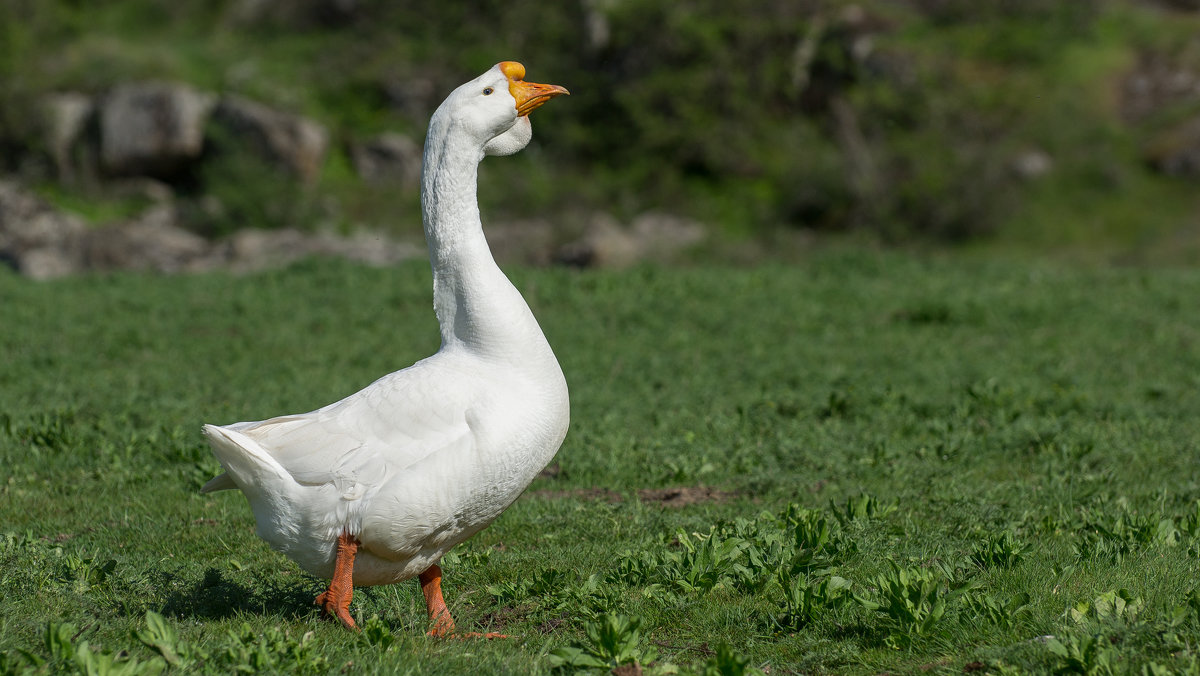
[[555, 212, 705, 268], [484, 219, 561, 266], [629, 212, 707, 259], [0, 180, 88, 279], [555, 213, 637, 268], [81, 205, 212, 274], [379, 74, 437, 119], [1010, 148, 1053, 180], [1121, 50, 1200, 123], [220, 227, 421, 273], [0, 179, 427, 277], [315, 230, 423, 268], [212, 95, 330, 182], [350, 132, 421, 187], [108, 177, 176, 204], [581, 0, 612, 51], [100, 82, 216, 177], [1146, 116, 1200, 178], [41, 92, 95, 182]]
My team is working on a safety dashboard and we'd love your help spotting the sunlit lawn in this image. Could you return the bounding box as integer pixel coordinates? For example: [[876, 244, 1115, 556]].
[[2, 251, 1200, 674]]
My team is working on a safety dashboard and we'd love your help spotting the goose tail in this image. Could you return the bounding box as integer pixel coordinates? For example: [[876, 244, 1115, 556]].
[[201, 423, 296, 500], [200, 472, 237, 493]]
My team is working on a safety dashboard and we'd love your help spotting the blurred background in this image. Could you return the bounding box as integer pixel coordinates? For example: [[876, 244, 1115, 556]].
[[2, 0, 1200, 276]]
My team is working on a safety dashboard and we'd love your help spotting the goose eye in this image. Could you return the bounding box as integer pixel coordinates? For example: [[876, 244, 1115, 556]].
[[483, 87, 494, 95]]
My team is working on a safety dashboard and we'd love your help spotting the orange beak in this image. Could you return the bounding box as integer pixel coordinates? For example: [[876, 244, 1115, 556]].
[[499, 61, 569, 117]]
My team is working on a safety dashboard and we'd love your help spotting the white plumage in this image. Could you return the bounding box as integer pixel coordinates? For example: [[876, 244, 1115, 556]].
[[201, 61, 570, 631]]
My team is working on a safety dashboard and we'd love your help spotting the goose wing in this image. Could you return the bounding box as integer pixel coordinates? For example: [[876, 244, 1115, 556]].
[[225, 361, 477, 493]]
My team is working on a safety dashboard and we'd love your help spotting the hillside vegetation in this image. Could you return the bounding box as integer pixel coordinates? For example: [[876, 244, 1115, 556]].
[[1, 1, 1200, 260]]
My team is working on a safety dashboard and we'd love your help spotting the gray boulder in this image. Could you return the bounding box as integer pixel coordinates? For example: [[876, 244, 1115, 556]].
[[41, 92, 95, 183], [1146, 116, 1200, 178], [379, 73, 437, 119], [212, 96, 329, 182], [629, 212, 707, 260], [556, 212, 706, 268], [350, 132, 421, 188], [1010, 148, 1054, 181], [1121, 51, 1200, 123], [218, 227, 421, 273], [100, 82, 216, 177], [0, 180, 427, 278], [554, 213, 636, 268], [484, 219, 561, 266], [0, 180, 87, 279], [81, 205, 213, 274]]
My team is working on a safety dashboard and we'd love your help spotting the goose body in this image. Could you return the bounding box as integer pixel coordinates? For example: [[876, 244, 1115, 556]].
[[202, 62, 570, 630]]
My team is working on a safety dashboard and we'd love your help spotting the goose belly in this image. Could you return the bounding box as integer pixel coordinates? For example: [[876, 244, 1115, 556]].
[[350, 394, 568, 586]]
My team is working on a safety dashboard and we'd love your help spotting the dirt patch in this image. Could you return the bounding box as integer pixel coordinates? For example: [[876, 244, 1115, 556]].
[[529, 485, 738, 507], [529, 487, 623, 502], [478, 606, 519, 633], [636, 486, 738, 507], [41, 526, 98, 543], [653, 640, 716, 657], [530, 485, 738, 507], [536, 616, 567, 634]]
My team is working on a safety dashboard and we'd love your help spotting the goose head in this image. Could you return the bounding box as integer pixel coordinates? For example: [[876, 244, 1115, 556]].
[[432, 61, 569, 157]]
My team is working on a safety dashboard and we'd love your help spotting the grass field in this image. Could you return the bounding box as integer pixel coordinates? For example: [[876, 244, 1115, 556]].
[[2, 251, 1200, 674]]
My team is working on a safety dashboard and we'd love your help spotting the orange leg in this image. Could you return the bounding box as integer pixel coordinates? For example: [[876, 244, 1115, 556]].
[[418, 563, 508, 639], [419, 564, 457, 637], [315, 532, 359, 630]]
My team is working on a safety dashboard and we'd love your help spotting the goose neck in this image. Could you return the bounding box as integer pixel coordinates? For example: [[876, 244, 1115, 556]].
[[421, 132, 485, 261], [420, 125, 541, 355]]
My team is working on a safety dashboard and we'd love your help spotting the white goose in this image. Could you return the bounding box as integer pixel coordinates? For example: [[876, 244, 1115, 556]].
[[201, 61, 570, 633]]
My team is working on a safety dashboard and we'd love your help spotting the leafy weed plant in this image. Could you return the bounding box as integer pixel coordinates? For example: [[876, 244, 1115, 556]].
[[857, 563, 975, 648], [970, 530, 1031, 570], [546, 613, 657, 672]]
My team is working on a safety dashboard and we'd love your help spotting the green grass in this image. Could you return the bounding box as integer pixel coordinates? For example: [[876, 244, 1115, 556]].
[[2, 251, 1200, 674]]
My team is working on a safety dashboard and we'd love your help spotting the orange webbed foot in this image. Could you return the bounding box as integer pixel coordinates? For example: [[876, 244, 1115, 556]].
[[315, 532, 360, 631], [418, 562, 510, 639]]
